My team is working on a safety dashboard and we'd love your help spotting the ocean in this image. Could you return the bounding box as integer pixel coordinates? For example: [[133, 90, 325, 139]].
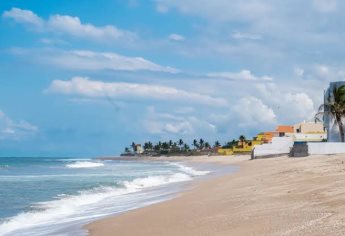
[[0, 157, 211, 236]]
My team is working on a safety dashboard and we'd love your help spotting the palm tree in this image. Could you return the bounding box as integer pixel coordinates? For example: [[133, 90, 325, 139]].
[[162, 142, 169, 150], [214, 140, 220, 148], [239, 135, 246, 147], [183, 143, 190, 152], [178, 139, 184, 149], [204, 142, 210, 149], [124, 147, 131, 154], [193, 139, 199, 150], [316, 85, 345, 142], [199, 138, 204, 150], [131, 142, 136, 152]]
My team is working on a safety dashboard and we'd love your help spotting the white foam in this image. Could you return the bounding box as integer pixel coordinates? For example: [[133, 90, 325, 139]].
[[171, 163, 210, 176], [65, 161, 104, 169], [0, 172, 193, 236], [122, 173, 192, 190]]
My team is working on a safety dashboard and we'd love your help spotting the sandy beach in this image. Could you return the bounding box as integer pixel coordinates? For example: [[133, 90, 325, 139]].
[[86, 154, 345, 236]]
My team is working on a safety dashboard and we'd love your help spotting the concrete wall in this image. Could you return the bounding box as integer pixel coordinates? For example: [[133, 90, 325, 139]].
[[293, 133, 326, 142], [253, 137, 294, 157], [308, 142, 345, 155]]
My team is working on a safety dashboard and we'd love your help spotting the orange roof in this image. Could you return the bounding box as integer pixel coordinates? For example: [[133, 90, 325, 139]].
[[276, 125, 293, 133]]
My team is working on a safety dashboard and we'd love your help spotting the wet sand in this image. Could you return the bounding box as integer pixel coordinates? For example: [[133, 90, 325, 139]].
[[87, 154, 345, 236]]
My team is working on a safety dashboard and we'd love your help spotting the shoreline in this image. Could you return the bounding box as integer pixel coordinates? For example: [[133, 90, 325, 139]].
[[85, 155, 248, 235], [86, 154, 345, 236]]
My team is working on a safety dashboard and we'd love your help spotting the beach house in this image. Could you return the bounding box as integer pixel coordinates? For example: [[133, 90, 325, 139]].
[[275, 125, 294, 137], [292, 121, 326, 142]]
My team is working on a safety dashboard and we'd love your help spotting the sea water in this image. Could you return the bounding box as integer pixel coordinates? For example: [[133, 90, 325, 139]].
[[0, 157, 210, 236]]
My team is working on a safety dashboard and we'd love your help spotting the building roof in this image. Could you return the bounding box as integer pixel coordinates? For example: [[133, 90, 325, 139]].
[[276, 125, 294, 133]]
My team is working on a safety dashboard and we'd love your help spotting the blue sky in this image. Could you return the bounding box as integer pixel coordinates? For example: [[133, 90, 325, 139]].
[[0, 0, 343, 156]]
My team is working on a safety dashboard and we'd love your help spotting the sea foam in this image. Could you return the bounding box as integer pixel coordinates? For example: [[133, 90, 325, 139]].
[[65, 161, 104, 169], [0, 162, 209, 236], [171, 163, 211, 176]]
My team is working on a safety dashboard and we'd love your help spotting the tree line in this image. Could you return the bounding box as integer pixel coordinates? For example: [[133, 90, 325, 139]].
[[122, 135, 247, 156]]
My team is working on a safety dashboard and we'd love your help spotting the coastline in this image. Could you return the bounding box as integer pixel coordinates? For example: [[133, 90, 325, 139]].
[[86, 154, 345, 236]]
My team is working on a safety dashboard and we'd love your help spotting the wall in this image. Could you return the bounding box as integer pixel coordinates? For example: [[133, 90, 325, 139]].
[[217, 148, 233, 155], [293, 133, 326, 142], [253, 137, 294, 157], [308, 142, 345, 155]]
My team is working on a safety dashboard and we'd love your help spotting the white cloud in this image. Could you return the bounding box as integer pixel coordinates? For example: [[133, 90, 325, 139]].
[[0, 110, 38, 140], [10, 48, 178, 73], [46, 77, 228, 106], [284, 93, 315, 120], [3, 8, 135, 42], [255, 83, 316, 122], [143, 107, 216, 135], [2, 7, 43, 27], [169, 33, 185, 41], [232, 96, 276, 127], [208, 70, 273, 81]]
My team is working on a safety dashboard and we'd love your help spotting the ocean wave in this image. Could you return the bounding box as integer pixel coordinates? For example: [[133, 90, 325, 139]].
[[65, 161, 104, 169], [0, 172, 194, 235], [170, 163, 210, 176], [122, 173, 192, 190]]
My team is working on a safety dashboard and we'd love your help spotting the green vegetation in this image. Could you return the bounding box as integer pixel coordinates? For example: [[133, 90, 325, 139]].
[[316, 85, 345, 142], [121, 135, 248, 157]]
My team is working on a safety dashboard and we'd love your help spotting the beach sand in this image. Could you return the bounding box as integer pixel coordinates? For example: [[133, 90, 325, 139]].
[[87, 154, 345, 236]]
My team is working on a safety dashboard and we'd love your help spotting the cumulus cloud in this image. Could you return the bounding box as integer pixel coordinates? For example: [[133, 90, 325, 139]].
[[3, 7, 135, 42], [143, 107, 216, 135], [10, 48, 178, 73], [169, 33, 185, 41], [208, 70, 273, 81], [2, 7, 43, 27], [232, 96, 277, 127], [255, 83, 316, 122], [45, 77, 228, 106], [0, 110, 38, 140]]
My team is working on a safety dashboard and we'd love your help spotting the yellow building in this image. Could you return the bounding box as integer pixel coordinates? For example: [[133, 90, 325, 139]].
[[217, 148, 234, 155], [217, 138, 265, 156]]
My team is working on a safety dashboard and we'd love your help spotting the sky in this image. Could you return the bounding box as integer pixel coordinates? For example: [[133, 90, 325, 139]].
[[0, 0, 343, 157]]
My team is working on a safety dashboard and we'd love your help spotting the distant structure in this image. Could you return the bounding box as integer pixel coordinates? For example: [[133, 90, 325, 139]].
[[135, 144, 144, 154], [323, 81, 345, 142]]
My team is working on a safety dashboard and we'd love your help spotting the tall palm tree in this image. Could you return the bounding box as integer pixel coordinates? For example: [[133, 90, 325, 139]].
[[316, 85, 345, 142], [178, 139, 184, 149], [131, 142, 136, 152], [239, 135, 246, 147], [199, 138, 204, 149], [204, 142, 210, 149], [193, 139, 199, 150], [183, 143, 190, 152]]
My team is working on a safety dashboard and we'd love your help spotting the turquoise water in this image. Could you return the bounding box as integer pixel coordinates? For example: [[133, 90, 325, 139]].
[[0, 157, 210, 236]]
